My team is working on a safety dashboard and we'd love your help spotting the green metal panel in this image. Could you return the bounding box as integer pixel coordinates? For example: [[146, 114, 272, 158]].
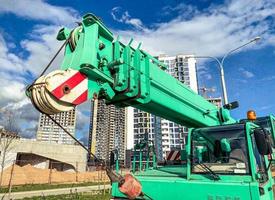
[[112, 174, 254, 200]]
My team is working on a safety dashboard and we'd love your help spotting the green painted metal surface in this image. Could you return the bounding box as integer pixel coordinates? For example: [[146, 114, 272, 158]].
[[112, 174, 255, 200]]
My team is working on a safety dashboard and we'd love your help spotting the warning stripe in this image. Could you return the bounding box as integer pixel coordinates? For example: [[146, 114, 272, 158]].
[[166, 151, 180, 161], [51, 71, 86, 99], [60, 78, 88, 104], [72, 90, 88, 105]]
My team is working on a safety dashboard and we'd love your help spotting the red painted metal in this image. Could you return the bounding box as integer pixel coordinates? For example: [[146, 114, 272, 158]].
[[119, 174, 142, 199], [51, 71, 86, 99]]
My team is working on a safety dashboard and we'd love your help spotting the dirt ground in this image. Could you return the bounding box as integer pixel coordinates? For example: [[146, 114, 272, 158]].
[[1, 164, 109, 186]]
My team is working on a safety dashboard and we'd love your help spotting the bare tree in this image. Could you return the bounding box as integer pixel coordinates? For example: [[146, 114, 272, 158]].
[[0, 111, 19, 186]]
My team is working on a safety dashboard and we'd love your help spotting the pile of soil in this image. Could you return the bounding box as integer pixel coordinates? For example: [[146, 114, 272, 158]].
[[0, 164, 109, 186]]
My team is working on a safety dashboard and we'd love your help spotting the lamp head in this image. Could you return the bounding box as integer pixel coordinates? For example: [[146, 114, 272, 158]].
[[252, 36, 261, 43]]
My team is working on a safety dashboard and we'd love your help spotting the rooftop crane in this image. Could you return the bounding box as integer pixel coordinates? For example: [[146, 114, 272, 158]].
[[27, 14, 274, 200]]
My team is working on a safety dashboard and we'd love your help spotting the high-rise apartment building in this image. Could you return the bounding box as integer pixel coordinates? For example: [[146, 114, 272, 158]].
[[158, 54, 198, 159], [36, 109, 76, 144], [131, 54, 198, 160], [88, 100, 127, 161]]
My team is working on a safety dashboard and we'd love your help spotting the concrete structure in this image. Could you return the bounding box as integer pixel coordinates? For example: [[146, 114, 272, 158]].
[[36, 109, 76, 144], [88, 100, 127, 161], [0, 138, 87, 172]]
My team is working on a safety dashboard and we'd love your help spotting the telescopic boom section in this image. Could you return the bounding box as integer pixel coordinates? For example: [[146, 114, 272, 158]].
[[29, 13, 235, 128]]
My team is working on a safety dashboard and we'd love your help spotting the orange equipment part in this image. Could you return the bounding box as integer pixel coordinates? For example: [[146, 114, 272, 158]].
[[247, 110, 257, 121], [119, 174, 142, 199]]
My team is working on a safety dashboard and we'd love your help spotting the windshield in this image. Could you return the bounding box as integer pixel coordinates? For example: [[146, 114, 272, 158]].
[[191, 124, 250, 175]]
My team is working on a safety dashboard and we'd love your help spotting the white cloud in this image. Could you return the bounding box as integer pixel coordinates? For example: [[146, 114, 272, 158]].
[[0, 1, 81, 138], [112, 0, 275, 57], [198, 66, 213, 81], [242, 70, 254, 78], [111, 7, 145, 30], [21, 25, 65, 75], [239, 67, 255, 78], [0, 0, 79, 24], [162, 3, 198, 18], [0, 24, 64, 109]]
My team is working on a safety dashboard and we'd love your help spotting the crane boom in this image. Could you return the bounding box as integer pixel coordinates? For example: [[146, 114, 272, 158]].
[[26, 13, 275, 200], [28, 13, 235, 128]]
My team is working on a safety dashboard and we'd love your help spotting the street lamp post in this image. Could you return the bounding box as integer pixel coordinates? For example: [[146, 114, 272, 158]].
[[189, 36, 261, 105]]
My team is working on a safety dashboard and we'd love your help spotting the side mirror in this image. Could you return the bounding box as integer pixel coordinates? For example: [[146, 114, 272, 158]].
[[254, 129, 272, 155]]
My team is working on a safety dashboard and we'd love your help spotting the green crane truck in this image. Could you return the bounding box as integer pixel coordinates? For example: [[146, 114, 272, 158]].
[[27, 13, 274, 199]]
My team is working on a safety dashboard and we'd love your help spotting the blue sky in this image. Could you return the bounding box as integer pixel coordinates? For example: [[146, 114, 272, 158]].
[[0, 0, 274, 141]]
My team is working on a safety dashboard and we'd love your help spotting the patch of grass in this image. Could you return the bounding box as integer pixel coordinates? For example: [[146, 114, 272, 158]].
[[21, 191, 111, 200], [0, 182, 109, 193]]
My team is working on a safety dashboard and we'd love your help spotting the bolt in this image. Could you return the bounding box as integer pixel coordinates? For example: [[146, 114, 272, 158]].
[[62, 85, 71, 94], [99, 43, 105, 50]]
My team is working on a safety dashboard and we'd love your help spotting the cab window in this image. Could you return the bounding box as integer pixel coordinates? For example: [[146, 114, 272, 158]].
[[191, 124, 250, 175]]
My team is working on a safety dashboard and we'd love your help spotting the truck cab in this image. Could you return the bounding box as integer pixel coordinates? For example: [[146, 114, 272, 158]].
[[112, 122, 274, 199]]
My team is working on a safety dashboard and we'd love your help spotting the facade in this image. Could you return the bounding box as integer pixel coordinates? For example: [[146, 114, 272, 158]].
[[158, 54, 198, 159], [36, 109, 76, 144], [159, 54, 198, 93], [0, 138, 87, 172], [88, 100, 127, 161]]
